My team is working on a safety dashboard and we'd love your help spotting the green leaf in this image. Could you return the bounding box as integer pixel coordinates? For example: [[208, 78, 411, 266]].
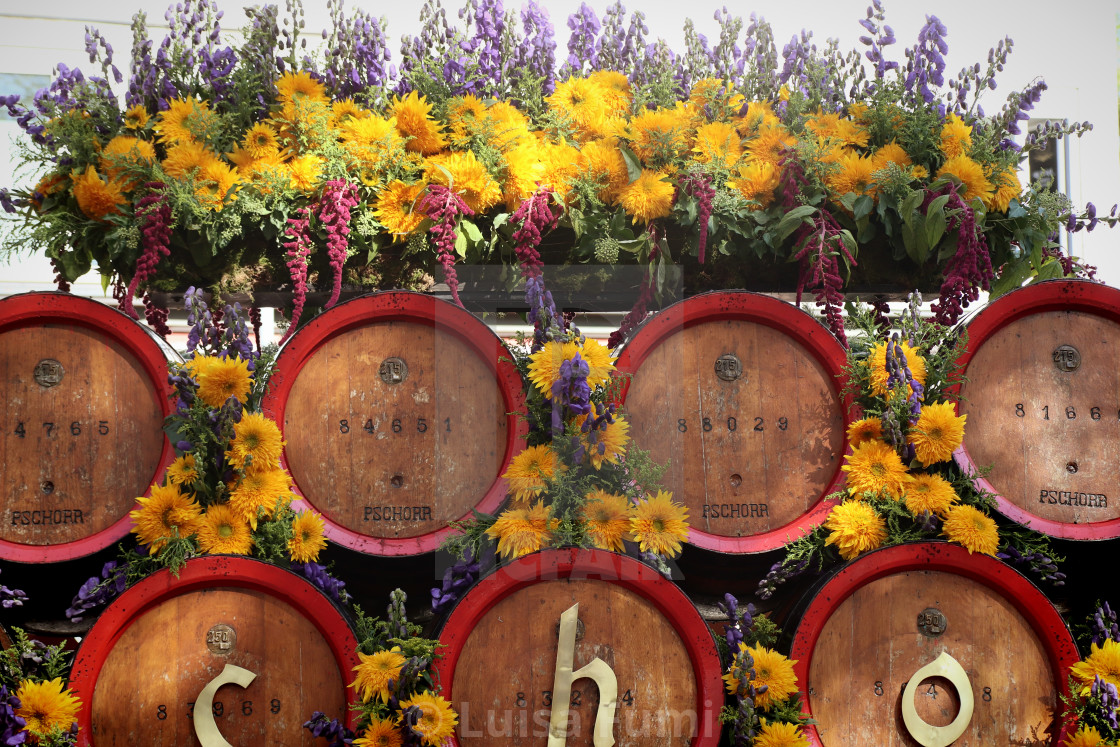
[[927, 193, 952, 218], [852, 194, 874, 221], [454, 227, 467, 258], [900, 189, 924, 221], [925, 208, 947, 252], [774, 205, 816, 241], [462, 220, 483, 243], [619, 146, 643, 184], [1007, 200, 1027, 219]]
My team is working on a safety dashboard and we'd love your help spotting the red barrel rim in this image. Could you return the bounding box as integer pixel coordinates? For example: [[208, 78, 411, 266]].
[[789, 541, 1079, 746], [433, 548, 724, 746], [952, 279, 1120, 540], [68, 555, 361, 743], [262, 291, 528, 556], [0, 292, 177, 563], [615, 290, 851, 553]]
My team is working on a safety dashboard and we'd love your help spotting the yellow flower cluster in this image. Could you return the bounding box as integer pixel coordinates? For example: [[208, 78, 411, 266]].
[[130, 355, 325, 563], [827, 342, 997, 559], [15, 678, 81, 739], [350, 649, 458, 747]]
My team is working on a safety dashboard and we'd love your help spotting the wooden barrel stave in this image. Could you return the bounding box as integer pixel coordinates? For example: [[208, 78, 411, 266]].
[[617, 291, 849, 553], [0, 293, 176, 562]]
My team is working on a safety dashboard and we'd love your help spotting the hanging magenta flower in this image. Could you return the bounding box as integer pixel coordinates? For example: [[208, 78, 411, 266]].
[[121, 182, 172, 321], [281, 206, 313, 345], [419, 184, 474, 308], [317, 179, 360, 310]]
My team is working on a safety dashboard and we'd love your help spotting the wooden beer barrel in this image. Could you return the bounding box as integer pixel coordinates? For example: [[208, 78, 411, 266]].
[[433, 549, 724, 746], [616, 291, 849, 553], [789, 542, 1078, 746], [68, 555, 359, 746], [0, 293, 176, 563], [954, 280, 1120, 539], [263, 291, 527, 555]]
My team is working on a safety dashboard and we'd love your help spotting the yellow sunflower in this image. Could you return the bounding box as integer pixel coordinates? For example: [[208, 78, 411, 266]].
[[502, 444, 559, 505], [937, 154, 994, 204], [194, 354, 252, 409], [196, 503, 253, 555], [486, 502, 556, 558], [166, 454, 199, 486], [630, 490, 689, 557], [375, 180, 426, 240], [693, 121, 743, 168], [940, 113, 973, 159], [484, 100, 532, 151], [526, 340, 578, 397], [1071, 639, 1120, 693], [331, 98, 366, 124], [130, 483, 202, 552], [154, 97, 216, 144], [588, 69, 632, 115], [123, 104, 150, 130], [351, 648, 407, 703], [867, 340, 928, 398], [841, 439, 911, 499], [908, 401, 966, 466], [242, 122, 280, 159], [229, 467, 293, 526], [824, 500, 887, 560], [904, 472, 958, 516], [391, 90, 447, 155], [846, 417, 882, 448], [618, 169, 675, 224], [15, 678, 80, 736], [727, 159, 781, 207], [397, 691, 458, 747], [1063, 724, 1107, 747], [941, 504, 999, 556], [581, 489, 633, 552], [194, 160, 240, 211], [745, 126, 797, 169], [500, 142, 546, 210], [737, 101, 780, 134], [275, 70, 328, 105], [99, 135, 156, 186], [722, 643, 799, 710], [226, 412, 286, 474], [755, 718, 810, 747], [985, 167, 1022, 213], [354, 718, 404, 747], [70, 166, 125, 221], [288, 511, 327, 563], [828, 151, 877, 199], [580, 138, 629, 203], [628, 107, 688, 167], [162, 140, 223, 179], [546, 77, 609, 141], [871, 141, 913, 172], [287, 154, 324, 192], [579, 414, 630, 470], [423, 150, 501, 214]]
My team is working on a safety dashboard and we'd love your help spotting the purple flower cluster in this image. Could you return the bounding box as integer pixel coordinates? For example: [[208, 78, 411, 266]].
[[397, 1, 457, 96], [1089, 601, 1119, 646], [321, 0, 394, 100], [885, 334, 924, 422], [456, 0, 506, 95], [514, 1, 556, 93], [84, 25, 123, 85], [0, 568, 26, 610], [562, 3, 601, 75], [1092, 676, 1120, 731], [995, 77, 1045, 136], [431, 552, 480, 615], [716, 593, 755, 665], [903, 15, 948, 108], [858, 1, 898, 85], [220, 302, 257, 366], [0, 685, 25, 747], [551, 354, 591, 438], [995, 544, 1066, 586], [66, 559, 127, 623], [184, 287, 224, 355], [756, 556, 808, 600], [302, 711, 354, 746], [293, 562, 347, 602]]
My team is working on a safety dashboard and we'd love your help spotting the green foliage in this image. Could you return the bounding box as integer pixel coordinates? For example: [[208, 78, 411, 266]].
[[0, 628, 74, 690]]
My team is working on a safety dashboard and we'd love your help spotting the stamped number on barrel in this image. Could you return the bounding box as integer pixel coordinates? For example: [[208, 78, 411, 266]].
[[1013, 403, 1117, 421], [9, 419, 111, 438], [178, 698, 282, 720], [534, 689, 635, 707], [676, 415, 789, 433], [338, 417, 451, 434]]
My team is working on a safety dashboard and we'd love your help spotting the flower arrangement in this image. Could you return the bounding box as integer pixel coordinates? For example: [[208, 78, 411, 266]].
[[757, 293, 1065, 600], [65, 288, 340, 622], [1, 0, 1114, 341], [717, 594, 811, 746], [305, 589, 458, 747], [0, 627, 81, 746], [439, 265, 688, 593], [1061, 602, 1120, 747]]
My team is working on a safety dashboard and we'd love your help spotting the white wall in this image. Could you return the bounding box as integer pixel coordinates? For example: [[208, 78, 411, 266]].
[[1, 0, 1117, 293]]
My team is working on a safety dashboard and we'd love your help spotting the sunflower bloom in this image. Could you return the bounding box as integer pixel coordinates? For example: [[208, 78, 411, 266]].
[[502, 444, 559, 505], [99, 135, 156, 186], [937, 154, 994, 204], [70, 166, 125, 221], [229, 467, 293, 525], [166, 454, 199, 486], [486, 502, 556, 558], [226, 413, 286, 474], [940, 113, 973, 159], [828, 151, 877, 199], [162, 140, 224, 179], [194, 160, 240, 211], [16, 678, 80, 737], [1071, 639, 1120, 693], [630, 490, 689, 557], [846, 417, 882, 448], [351, 649, 407, 703], [904, 472, 959, 516], [841, 439, 911, 499], [287, 154, 324, 192], [194, 355, 252, 409], [196, 504, 253, 555], [745, 126, 797, 168], [755, 718, 810, 747], [391, 90, 447, 155], [275, 70, 328, 105], [1062, 724, 1107, 747], [578, 414, 630, 470], [242, 122, 280, 159], [375, 180, 426, 240], [288, 511, 327, 562], [693, 121, 743, 168], [130, 483, 202, 552], [123, 104, 150, 130], [985, 167, 1022, 213], [423, 151, 501, 214], [867, 340, 928, 398], [824, 500, 887, 560], [618, 169, 675, 224], [354, 718, 404, 747], [941, 504, 999, 555], [154, 97, 216, 144], [580, 139, 629, 202], [723, 644, 799, 710], [628, 107, 688, 166], [526, 340, 580, 397], [908, 401, 966, 466], [397, 691, 458, 747], [546, 77, 609, 141], [581, 490, 633, 552], [727, 160, 780, 207]]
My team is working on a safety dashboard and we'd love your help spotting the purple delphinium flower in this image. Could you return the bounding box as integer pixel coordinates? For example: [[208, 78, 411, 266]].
[[321, 0, 394, 101], [903, 15, 949, 108], [716, 593, 756, 665], [858, 0, 898, 90], [303, 711, 354, 746], [513, 1, 556, 94], [561, 2, 600, 76], [1089, 601, 1120, 645], [0, 684, 26, 746], [0, 568, 27, 610], [551, 353, 591, 438], [292, 562, 347, 602], [65, 559, 128, 623], [431, 552, 480, 615]]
